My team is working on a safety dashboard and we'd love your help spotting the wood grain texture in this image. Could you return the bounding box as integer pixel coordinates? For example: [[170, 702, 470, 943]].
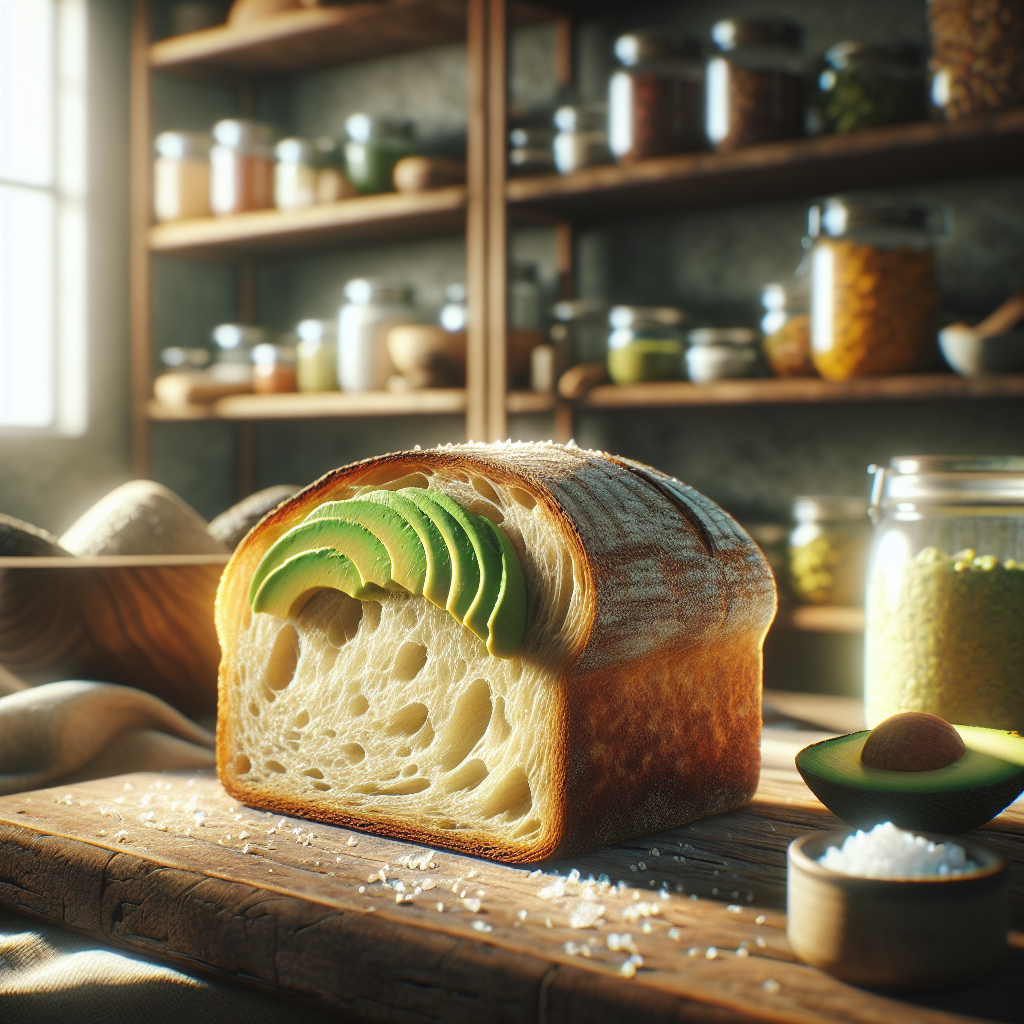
[[0, 764, 1019, 1023], [0, 557, 226, 716], [508, 108, 1024, 221], [215, 445, 776, 862]]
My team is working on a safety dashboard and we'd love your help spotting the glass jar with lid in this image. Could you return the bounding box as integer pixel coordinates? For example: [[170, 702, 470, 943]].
[[788, 495, 870, 606], [153, 131, 211, 222], [606, 306, 687, 385], [338, 279, 417, 392], [210, 119, 276, 215], [252, 341, 297, 394], [865, 456, 1024, 731], [553, 103, 611, 174], [809, 197, 946, 380], [685, 327, 760, 383], [608, 31, 705, 163], [818, 41, 926, 134], [761, 280, 814, 377], [706, 17, 805, 152], [295, 319, 339, 392], [274, 136, 354, 211], [344, 114, 416, 194]]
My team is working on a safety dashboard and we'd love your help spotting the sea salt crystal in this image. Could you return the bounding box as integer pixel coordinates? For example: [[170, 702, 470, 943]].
[[817, 822, 980, 879], [568, 902, 605, 929]]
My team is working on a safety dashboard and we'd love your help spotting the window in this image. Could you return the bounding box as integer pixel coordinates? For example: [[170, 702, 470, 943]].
[[0, 0, 86, 432]]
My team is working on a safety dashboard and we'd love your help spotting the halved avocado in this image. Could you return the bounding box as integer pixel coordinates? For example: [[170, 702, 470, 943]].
[[796, 726, 1024, 833], [252, 548, 387, 617]]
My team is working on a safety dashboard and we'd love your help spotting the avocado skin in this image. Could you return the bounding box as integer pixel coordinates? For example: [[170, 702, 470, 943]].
[[796, 730, 1024, 834]]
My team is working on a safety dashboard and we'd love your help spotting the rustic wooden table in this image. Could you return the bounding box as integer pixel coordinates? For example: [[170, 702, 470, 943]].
[[0, 698, 1019, 1024]]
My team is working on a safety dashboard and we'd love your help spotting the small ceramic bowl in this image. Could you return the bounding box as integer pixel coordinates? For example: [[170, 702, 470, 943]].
[[787, 829, 1007, 989], [938, 326, 1024, 377], [0, 554, 228, 717]]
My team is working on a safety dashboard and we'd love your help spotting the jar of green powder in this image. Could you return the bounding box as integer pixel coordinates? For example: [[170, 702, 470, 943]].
[[606, 305, 688, 385], [865, 456, 1024, 732]]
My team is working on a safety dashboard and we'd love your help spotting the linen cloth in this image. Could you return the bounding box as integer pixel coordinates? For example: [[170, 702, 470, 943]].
[[0, 665, 343, 1022]]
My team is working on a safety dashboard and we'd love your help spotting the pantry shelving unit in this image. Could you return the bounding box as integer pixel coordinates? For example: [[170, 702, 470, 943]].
[[131, 1, 1024, 522]]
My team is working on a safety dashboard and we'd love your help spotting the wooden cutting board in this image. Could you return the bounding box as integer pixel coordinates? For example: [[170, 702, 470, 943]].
[[0, 762, 1020, 1024]]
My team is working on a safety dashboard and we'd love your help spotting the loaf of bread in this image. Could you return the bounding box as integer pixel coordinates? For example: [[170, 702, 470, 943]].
[[215, 443, 776, 862]]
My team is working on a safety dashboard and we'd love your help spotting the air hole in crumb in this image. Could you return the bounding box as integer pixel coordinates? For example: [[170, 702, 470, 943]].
[[248, 701, 260, 717], [388, 702, 429, 736], [233, 754, 251, 775], [358, 470, 430, 492], [512, 817, 541, 838], [293, 710, 310, 729], [322, 728, 337, 738], [349, 695, 369, 716], [437, 678, 491, 771], [298, 589, 363, 648], [284, 730, 301, 741], [508, 486, 536, 510], [471, 476, 501, 504], [340, 743, 365, 765], [265, 759, 286, 774], [414, 720, 435, 749], [379, 777, 430, 795], [260, 683, 277, 704], [469, 499, 504, 525], [361, 601, 382, 634], [312, 781, 331, 791], [301, 767, 324, 779], [489, 696, 511, 744], [446, 471, 470, 483], [479, 766, 532, 820], [402, 763, 418, 777], [393, 642, 428, 682], [266, 625, 299, 692], [547, 550, 575, 636], [442, 758, 488, 793], [396, 744, 412, 757]]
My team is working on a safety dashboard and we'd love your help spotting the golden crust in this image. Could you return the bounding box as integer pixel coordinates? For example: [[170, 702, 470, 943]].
[[215, 443, 776, 862]]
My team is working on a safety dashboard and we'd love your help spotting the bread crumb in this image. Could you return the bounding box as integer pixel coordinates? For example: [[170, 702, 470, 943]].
[[755, 915, 766, 925], [436, 902, 445, 912], [462, 898, 481, 913], [763, 979, 781, 994], [472, 921, 492, 933]]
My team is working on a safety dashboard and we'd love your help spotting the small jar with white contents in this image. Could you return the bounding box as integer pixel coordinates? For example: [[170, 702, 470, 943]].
[[338, 279, 417, 392], [274, 136, 354, 211], [552, 103, 611, 175], [153, 131, 212, 222], [685, 328, 760, 383], [295, 319, 339, 392]]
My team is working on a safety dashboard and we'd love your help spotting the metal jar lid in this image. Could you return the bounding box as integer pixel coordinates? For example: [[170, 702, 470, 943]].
[[809, 197, 947, 238], [870, 455, 1024, 515], [824, 40, 923, 71], [614, 32, 702, 67], [609, 305, 687, 329], [794, 495, 869, 523], [345, 113, 414, 143], [711, 17, 803, 53], [343, 278, 413, 305], [154, 130, 211, 159], [212, 119, 277, 152]]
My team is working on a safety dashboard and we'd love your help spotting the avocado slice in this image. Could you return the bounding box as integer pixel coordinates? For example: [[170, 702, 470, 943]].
[[416, 491, 502, 644], [250, 518, 396, 603], [795, 726, 1024, 833], [482, 517, 528, 658], [363, 489, 452, 610], [252, 548, 387, 617], [398, 489, 481, 626], [305, 500, 425, 595]]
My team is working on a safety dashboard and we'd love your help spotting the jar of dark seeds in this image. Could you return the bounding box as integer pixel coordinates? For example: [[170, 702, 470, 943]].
[[929, 0, 1024, 119], [706, 17, 805, 152], [608, 31, 705, 163], [819, 42, 926, 134]]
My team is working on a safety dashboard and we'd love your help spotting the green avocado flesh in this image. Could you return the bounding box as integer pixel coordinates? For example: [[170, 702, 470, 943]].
[[795, 727, 1024, 833], [249, 487, 527, 658]]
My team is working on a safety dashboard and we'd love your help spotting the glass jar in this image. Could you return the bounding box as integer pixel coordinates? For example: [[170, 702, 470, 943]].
[[607, 306, 687, 385], [338, 279, 417, 392], [706, 17, 805, 153], [295, 319, 339, 392], [509, 126, 557, 175], [344, 114, 415, 195], [440, 283, 467, 332], [864, 456, 1024, 731], [789, 496, 869, 606], [762, 280, 814, 377], [153, 131, 211, 222], [212, 323, 267, 365], [553, 103, 611, 174], [818, 42, 926, 135], [210, 119, 276, 215], [608, 32, 705, 163], [809, 198, 945, 380], [685, 327, 760, 383], [551, 298, 610, 366], [274, 136, 354, 211], [252, 342, 297, 394], [929, 0, 1024, 120]]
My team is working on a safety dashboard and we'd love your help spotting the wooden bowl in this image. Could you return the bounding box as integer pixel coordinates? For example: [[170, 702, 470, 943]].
[[787, 829, 1007, 989], [0, 554, 229, 717]]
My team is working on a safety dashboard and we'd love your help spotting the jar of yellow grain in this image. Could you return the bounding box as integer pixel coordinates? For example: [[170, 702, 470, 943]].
[[809, 199, 946, 379], [864, 456, 1024, 733]]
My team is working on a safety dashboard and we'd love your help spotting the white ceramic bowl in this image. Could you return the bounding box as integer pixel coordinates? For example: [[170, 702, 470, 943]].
[[938, 326, 1024, 377], [787, 829, 1007, 989]]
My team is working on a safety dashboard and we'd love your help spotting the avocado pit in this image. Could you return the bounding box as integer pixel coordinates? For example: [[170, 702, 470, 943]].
[[860, 712, 967, 773]]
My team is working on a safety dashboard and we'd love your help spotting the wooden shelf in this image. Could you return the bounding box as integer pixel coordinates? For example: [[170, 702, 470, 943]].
[[508, 108, 1024, 221], [147, 389, 466, 421], [149, 187, 466, 259], [150, 1, 550, 79], [577, 373, 1024, 410], [776, 605, 865, 634], [506, 390, 556, 414]]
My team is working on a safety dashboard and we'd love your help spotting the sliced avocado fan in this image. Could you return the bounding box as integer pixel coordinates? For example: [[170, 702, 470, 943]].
[[250, 488, 528, 658], [795, 726, 1024, 833]]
